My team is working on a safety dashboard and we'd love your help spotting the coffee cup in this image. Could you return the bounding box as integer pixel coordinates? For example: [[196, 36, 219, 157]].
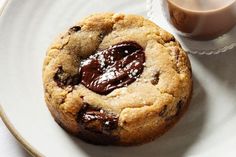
[[162, 0, 236, 40]]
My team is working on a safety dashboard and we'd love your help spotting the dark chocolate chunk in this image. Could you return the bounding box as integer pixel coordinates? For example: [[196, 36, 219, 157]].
[[77, 103, 119, 145], [151, 71, 160, 85], [80, 41, 145, 95], [77, 103, 118, 131], [53, 67, 80, 87], [69, 26, 81, 32]]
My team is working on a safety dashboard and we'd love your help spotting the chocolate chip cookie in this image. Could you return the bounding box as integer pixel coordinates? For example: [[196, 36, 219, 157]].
[[43, 13, 192, 145]]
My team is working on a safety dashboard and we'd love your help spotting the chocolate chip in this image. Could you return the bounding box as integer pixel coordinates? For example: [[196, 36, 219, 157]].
[[54, 67, 65, 86], [76, 103, 119, 145], [53, 67, 80, 87], [80, 41, 145, 95], [151, 71, 160, 85], [77, 103, 118, 132], [69, 26, 81, 32]]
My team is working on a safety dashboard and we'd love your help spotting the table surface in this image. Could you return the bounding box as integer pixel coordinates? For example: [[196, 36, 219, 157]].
[[0, 0, 235, 157]]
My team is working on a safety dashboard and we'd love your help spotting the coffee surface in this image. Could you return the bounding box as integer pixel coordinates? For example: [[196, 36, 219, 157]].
[[170, 0, 235, 11], [167, 0, 236, 39]]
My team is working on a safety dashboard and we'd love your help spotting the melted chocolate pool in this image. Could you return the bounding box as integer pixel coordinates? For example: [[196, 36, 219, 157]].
[[80, 41, 145, 95]]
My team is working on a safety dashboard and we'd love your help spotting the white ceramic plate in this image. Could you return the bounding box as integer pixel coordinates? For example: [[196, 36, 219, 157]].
[[147, 0, 236, 55], [1, 0, 236, 157]]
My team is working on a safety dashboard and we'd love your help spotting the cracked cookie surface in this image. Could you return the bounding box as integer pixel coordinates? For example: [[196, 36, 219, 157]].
[[43, 13, 192, 145]]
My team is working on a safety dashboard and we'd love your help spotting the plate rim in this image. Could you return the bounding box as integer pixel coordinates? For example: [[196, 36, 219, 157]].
[[0, 0, 43, 156]]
